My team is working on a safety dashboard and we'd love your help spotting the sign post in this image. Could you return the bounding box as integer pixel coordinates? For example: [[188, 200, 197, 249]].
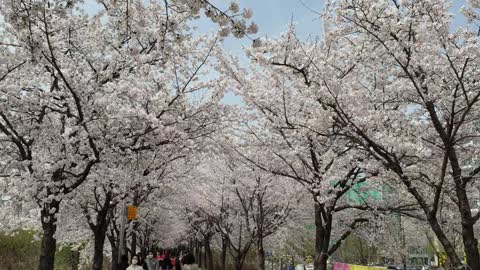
[[118, 200, 127, 264]]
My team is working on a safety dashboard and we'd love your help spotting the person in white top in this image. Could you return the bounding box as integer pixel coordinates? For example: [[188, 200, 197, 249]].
[[127, 255, 144, 270]]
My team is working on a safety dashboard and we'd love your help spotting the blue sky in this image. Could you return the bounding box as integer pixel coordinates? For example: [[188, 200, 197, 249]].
[[194, 0, 327, 104], [196, 0, 468, 54], [195, 0, 325, 55]]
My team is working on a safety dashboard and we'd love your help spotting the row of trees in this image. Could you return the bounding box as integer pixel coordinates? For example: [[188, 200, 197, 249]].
[[177, 151, 298, 270], [2, 0, 480, 270], [0, 0, 257, 270], [216, 0, 480, 269]]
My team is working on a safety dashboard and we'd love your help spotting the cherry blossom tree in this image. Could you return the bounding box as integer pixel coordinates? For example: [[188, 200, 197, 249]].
[[229, 168, 294, 270], [0, 2, 104, 268], [204, 165, 255, 270], [181, 208, 217, 270], [0, 1, 256, 270], [321, 1, 480, 268], [217, 39, 413, 270], [176, 155, 241, 270], [227, 0, 480, 269], [175, 149, 294, 270], [74, 166, 127, 270]]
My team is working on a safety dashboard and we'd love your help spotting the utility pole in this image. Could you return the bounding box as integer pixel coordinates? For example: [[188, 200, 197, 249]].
[[398, 214, 407, 270], [118, 200, 127, 264]]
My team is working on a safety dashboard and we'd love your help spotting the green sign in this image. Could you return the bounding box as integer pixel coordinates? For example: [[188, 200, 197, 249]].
[[346, 181, 382, 204]]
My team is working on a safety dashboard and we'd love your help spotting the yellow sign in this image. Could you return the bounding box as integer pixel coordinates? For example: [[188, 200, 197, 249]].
[[438, 252, 447, 267], [305, 255, 313, 264], [349, 265, 386, 270], [127, 205, 137, 221]]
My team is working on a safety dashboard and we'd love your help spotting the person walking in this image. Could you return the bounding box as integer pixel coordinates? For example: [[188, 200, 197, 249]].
[[157, 251, 166, 270], [156, 251, 164, 261], [127, 255, 144, 270], [180, 252, 197, 270], [173, 256, 181, 270], [164, 251, 173, 270], [145, 251, 160, 270]]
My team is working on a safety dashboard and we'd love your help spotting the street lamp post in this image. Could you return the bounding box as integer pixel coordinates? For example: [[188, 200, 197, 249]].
[[118, 200, 127, 264]]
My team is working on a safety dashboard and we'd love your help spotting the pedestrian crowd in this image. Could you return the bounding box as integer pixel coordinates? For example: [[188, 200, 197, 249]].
[[119, 249, 197, 270]]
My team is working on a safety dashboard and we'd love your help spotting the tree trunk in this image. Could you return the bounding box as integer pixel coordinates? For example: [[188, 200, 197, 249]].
[[231, 247, 250, 270], [449, 152, 480, 270], [256, 238, 265, 270], [425, 213, 462, 267], [455, 174, 480, 270], [189, 239, 194, 253], [108, 228, 120, 270], [108, 207, 122, 270], [462, 222, 480, 270], [38, 222, 57, 270], [317, 255, 328, 270], [314, 202, 330, 270], [197, 241, 203, 269], [220, 237, 228, 270], [193, 241, 197, 266], [234, 256, 244, 270], [110, 237, 118, 270], [89, 192, 114, 270], [204, 244, 208, 270], [92, 228, 108, 270], [204, 237, 214, 270], [38, 200, 60, 270]]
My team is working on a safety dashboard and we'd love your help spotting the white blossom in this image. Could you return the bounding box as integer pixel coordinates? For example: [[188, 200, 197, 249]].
[[243, 8, 253, 19], [246, 22, 259, 34], [229, 1, 240, 13]]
